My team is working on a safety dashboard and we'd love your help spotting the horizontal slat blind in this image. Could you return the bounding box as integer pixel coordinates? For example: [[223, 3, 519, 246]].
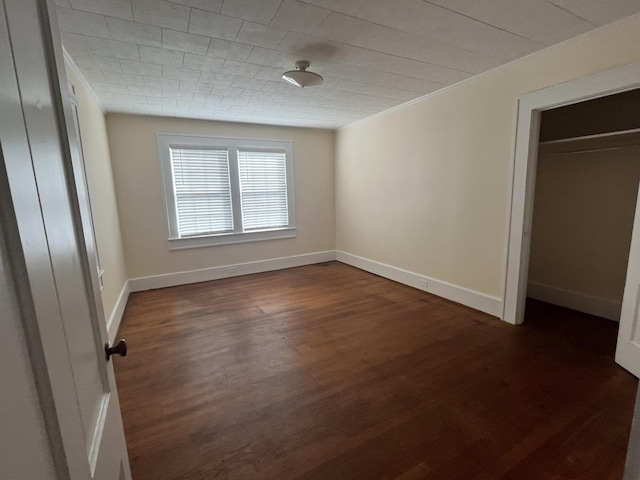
[[238, 149, 288, 231], [170, 147, 233, 237]]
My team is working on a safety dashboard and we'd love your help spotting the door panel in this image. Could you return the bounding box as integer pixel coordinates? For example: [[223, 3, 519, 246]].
[[0, 0, 131, 478], [616, 182, 640, 378]]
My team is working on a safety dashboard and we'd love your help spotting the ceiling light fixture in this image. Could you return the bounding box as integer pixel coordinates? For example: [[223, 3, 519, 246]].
[[282, 61, 324, 88]]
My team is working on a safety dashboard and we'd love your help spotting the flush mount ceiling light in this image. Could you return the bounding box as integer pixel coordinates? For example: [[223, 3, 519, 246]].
[[282, 61, 324, 88]]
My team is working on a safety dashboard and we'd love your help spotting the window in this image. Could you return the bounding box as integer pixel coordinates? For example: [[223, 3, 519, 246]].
[[158, 134, 295, 249]]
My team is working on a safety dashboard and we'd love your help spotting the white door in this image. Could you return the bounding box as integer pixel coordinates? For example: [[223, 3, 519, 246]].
[[616, 182, 640, 378], [0, 0, 131, 478]]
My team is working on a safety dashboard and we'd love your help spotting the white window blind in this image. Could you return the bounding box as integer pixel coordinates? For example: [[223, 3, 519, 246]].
[[170, 147, 233, 237], [238, 149, 289, 231], [159, 134, 295, 249]]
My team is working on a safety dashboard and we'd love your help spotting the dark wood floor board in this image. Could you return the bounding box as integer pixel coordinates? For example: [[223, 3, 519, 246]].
[[114, 262, 637, 479]]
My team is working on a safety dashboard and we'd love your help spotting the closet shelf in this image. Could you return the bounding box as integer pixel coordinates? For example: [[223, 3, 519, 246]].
[[538, 127, 640, 155]]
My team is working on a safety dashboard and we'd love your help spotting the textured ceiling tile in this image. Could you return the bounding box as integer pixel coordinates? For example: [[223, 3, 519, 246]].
[[188, 9, 243, 40], [192, 93, 222, 103], [427, 0, 594, 45], [127, 85, 163, 97], [163, 90, 195, 100], [346, 24, 503, 74], [220, 60, 261, 78], [183, 53, 225, 72], [324, 77, 416, 101], [132, 0, 191, 31], [252, 65, 283, 81], [113, 92, 148, 103], [165, 0, 222, 13], [198, 71, 236, 86], [220, 96, 253, 106], [140, 45, 184, 66], [220, 0, 283, 24], [271, 0, 330, 32], [127, 103, 162, 115], [235, 21, 288, 49], [94, 91, 116, 103], [311, 12, 366, 44], [102, 71, 145, 85], [146, 97, 178, 107], [68, 0, 133, 20], [78, 68, 106, 83], [144, 76, 179, 88], [277, 32, 470, 84], [246, 47, 300, 70], [106, 18, 162, 47], [314, 0, 542, 60], [162, 29, 211, 55], [91, 82, 130, 94], [238, 89, 267, 99], [60, 32, 93, 59], [120, 59, 163, 77], [206, 38, 253, 61], [56, 7, 111, 39], [162, 65, 202, 81], [230, 76, 267, 90], [211, 85, 244, 97], [549, 0, 640, 25], [187, 105, 210, 114], [178, 81, 213, 94], [329, 65, 444, 93], [175, 100, 197, 110], [186, 100, 207, 109], [87, 37, 140, 60]]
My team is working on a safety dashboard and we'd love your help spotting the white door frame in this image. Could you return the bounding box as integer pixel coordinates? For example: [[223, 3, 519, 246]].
[[503, 61, 640, 325]]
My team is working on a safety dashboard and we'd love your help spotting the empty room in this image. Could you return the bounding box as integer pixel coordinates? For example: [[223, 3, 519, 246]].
[[3, 1, 640, 479]]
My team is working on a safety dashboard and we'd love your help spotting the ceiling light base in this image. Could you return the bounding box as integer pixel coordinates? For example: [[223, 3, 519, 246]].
[[282, 60, 324, 88]]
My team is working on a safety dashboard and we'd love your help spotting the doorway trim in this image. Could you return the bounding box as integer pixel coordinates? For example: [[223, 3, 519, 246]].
[[503, 61, 640, 325]]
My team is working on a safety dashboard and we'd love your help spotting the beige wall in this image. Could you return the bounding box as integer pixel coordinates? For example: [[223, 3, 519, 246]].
[[106, 115, 335, 279], [529, 144, 640, 303], [65, 63, 128, 324], [335, 13, 640, 300]]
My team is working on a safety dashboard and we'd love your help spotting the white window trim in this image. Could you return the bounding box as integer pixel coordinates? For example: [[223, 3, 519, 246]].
[[158, 133, 296, 250]]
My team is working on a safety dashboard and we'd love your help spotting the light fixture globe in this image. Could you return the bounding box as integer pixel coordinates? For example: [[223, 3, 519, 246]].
[[282, 61, 324, 88]]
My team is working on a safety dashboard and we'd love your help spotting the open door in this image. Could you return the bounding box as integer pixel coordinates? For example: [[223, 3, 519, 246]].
[[616, 181, 640, 378], [0, 0, 131, 478]]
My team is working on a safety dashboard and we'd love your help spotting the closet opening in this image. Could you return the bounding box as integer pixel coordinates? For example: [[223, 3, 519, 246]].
[[502, 62, 640, 334], [524, 88, 640, 353]]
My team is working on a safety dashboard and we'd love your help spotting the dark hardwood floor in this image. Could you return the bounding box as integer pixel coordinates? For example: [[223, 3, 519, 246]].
[[113, 262, 637, 479]]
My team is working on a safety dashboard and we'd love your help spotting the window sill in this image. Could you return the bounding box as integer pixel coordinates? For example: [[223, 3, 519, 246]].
[[168, 227, 297, 250]]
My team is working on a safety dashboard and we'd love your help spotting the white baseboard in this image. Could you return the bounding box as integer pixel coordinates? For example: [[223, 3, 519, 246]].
[[335, 251, 503, 317], [128, 251, 336, 292], [106, 281, 130, 344], [125, 250, 503, 319], [527, 282, 621, 321]]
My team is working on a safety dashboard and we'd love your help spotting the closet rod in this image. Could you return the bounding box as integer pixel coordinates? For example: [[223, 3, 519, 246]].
[[539, 144, 640, 155], [539, 126, 640, 146]]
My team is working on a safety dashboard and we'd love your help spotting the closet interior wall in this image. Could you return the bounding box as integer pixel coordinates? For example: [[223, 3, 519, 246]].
[[527, 89, 640, 321]]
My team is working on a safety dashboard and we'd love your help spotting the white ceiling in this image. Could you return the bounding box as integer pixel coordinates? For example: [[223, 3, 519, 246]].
[[57, 0, 640, 129]]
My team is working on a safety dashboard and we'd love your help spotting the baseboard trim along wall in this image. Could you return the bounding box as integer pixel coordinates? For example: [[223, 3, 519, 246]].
[[106, 281, 130, 344], [128, 251, 337, 292], [336, 251, 503, 318], [120, 250, 504, 322], [527, 282, 621, 322]]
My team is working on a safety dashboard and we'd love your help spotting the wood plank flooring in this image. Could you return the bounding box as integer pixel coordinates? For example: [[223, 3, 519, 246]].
[[113, 262, 637, 479]]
